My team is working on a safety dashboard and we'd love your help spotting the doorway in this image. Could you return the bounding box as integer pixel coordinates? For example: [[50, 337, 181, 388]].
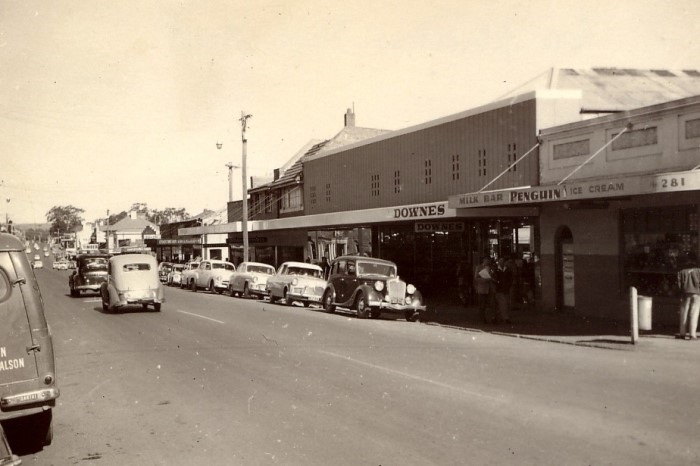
[[555, 226, 574, 311]]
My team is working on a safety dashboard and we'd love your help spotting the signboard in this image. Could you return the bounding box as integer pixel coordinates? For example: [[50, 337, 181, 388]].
[[158, 238, 201, 245], [415, 222, 465, 233], [562, 243, 575, 308], [449, 169, 700, 209]]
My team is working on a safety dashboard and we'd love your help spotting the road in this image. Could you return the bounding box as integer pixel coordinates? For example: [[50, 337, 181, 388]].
[[12, 266, 700, 465]]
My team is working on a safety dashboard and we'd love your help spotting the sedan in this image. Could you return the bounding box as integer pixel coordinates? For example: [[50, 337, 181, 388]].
[[266, 261, 326, 307], [52, 260, 69, 270], [227, 262, 275, 299]]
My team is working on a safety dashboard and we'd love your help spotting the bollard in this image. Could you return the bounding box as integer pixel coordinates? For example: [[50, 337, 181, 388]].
[[637, 295, 652, 331], [630, 286, 638, 344]]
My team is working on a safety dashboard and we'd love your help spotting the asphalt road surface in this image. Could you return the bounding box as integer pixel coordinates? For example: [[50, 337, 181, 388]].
[[12, 267, 700, 465]]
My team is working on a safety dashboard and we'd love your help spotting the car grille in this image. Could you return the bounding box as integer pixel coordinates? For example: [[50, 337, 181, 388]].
[[387, 280, 406, 301]]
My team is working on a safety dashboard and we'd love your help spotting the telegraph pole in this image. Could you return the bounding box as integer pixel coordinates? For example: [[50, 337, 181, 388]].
[[240, 111, 251, 263]]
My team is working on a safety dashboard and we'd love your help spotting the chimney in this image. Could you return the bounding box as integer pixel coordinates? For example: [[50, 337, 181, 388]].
[[274, 168, 280, 181], [344, 108, 355, 128]]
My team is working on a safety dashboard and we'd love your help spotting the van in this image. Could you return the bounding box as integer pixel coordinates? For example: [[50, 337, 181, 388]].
[[0, 233, 59, 447]]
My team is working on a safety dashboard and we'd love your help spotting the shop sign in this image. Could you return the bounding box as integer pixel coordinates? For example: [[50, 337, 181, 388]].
[[227, 237, 268, 245], [415, 222, 465, 233], [392, 203, 447, 219], [449, 169, 700, 209], [158, 238, 201, 245]]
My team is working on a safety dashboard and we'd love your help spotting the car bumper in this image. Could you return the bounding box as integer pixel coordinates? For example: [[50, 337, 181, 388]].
[[0, 388, 60, 410], [114, 298, 164, 307], [287, 293, 323, 303]]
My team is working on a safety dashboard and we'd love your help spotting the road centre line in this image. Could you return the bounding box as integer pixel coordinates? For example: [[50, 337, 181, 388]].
[[318, 350, 501, 402], [177, 310, 225, 324], [83, 298, 102, 303]]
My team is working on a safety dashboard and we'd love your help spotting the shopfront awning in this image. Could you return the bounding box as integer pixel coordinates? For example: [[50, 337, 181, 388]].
[[448, 167, 700, 209]]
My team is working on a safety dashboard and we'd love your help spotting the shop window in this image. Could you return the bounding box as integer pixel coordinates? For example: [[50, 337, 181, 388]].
[[553, 139, 590, 160], [623, 205, 698, 297], [685, 118, 700, 139], [452, 155, 460, 181], [507, 143, 517, 172], [325, 183, 331, 203], [310, 186, 317, 207]]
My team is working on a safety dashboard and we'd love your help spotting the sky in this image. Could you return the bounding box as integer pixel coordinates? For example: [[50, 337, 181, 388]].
[[1, 0, 699, 225]]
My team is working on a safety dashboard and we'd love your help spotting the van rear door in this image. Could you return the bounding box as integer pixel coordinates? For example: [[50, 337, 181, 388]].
[[0, 255, 39, 387]]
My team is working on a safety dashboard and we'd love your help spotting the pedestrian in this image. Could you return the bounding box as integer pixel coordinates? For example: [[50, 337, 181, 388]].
[[677, 257, 700, 340], [493, 257, 513, 324], [474, 257, 494, 323], [456, 256, 472, 306], [320, 256, 330, 278]]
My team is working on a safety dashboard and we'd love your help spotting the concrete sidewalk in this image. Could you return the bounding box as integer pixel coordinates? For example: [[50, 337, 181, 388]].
[[424, 299, 692, 352]]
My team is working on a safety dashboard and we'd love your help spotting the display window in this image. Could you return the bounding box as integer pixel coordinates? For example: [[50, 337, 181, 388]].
[[623, 205, 699, 297]]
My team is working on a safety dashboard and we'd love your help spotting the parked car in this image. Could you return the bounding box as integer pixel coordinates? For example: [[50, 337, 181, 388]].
[[52, 259, 69, 270], [266, 261, 326, 306], [167, 263, 185, 287], [69, 254, 109, 297], [33, 254, 41, 261], [227, 261, 275, 299], [157, 261, 173, 283], [0, 233, 59, 449], [322, 255, 426, 321], [67, 260, 76, 270], [32, 260, 43, 269], [185, 259, 235, 294], [179, 261, 200, 289], [100, 253, 164, 312]]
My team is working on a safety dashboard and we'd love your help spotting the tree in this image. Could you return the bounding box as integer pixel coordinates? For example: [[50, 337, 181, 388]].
[[46, 205, 84, 236]]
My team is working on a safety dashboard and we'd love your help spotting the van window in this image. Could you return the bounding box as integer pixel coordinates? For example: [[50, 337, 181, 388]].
[[0, 270, 9, 303], [123, 263, 151, 272]]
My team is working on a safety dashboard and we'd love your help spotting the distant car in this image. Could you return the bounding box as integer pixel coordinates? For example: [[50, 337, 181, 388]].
[[322, 256, 426, 321], [179, 261, 200, 289], [185, 259, 236, 294], [32, 260, 43, 269], [43, 251, 49, 257], [227, 261, 275, 299], [100, 253, 164, 312], [266, 261, 326, 306], [33, 254, 41, 261], [167, 263, 185, 286], [67, 260, 77, 270], [157, 262, 173, 283], [52, 259, 69, 270], [69, 254, 109, 297]]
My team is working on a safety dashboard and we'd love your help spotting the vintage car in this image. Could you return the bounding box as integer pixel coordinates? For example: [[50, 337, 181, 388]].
[[69, 254, 109, 297], [100, 253, 164, 312], [227, 261, 275, 299], [185, 259, 236, 294], [157, 261, 173, 283], [32, 260, 43, 269], [179, 260, 200, 289], [0, 233, 59, 449], [167, 263, 185, 286], [52, 259, 68, 270], [266, 261, 326, 306], [322, 256, 426, 321]]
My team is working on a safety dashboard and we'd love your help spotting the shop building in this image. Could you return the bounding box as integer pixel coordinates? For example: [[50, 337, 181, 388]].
[[450, 94, 700, 324]]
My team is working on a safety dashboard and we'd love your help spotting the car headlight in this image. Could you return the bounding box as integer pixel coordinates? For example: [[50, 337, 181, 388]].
[[405, 296, 412, 304], [291, 278, 298, 286], [407, 284, 416, 294], [374, 281, 384, 292], [252, 276, 258, 283]]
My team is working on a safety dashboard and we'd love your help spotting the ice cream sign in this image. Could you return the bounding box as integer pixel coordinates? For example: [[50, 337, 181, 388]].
[[449, 169, 699, 209]]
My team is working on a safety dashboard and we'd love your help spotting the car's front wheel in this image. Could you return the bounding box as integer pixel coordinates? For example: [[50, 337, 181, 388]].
[[243, 283, 251, 299], [355, 293, 370, 319], [153, 303, 161, 312], [323, 290, 336, 314], [190, 280, 197, 292], [228, 285, 236, 297], [209, 281, 216, 294]]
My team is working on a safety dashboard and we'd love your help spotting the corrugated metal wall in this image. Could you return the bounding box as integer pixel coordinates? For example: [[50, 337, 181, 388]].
[[304, 99, 539, 214]]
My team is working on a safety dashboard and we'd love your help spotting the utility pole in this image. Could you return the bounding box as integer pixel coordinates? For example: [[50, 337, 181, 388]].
[[240, 111, 251, 263]]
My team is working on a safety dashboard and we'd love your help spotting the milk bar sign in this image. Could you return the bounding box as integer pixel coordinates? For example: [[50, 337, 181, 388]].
[[449, 169, 700, 208]]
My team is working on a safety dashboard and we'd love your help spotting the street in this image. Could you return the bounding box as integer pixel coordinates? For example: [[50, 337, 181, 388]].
[[14, 267, 700, 465]]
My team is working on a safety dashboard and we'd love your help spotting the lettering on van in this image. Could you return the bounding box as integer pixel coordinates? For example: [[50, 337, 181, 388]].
[[0, 347, 25, 371]]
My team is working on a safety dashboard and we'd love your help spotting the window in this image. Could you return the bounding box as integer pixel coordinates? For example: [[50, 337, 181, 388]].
[[371, 174, 380, 197], [451, 154, 460, 180], [325, 183, 331, 203], [280, 186, 302, 213], [507, 143, 517, 172], [310, 186, 317, 206], [0, 270, 9, 303], [612, 127, 658, 150], [424, 159, 432, 184], [123, 263, 151, 272], [478, 149, 487, 177], [685, 118, 700, 139], [394, 170, 401, 193], [553, 139, 590, 160]]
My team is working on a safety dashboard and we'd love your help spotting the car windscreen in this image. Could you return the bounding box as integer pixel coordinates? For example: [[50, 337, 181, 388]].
[[212, 263, 235, 271], [123, 263, 151, 272], [249, 265, 274, 275], [287, 267, 322, 278], [357, 262, 396, 277]]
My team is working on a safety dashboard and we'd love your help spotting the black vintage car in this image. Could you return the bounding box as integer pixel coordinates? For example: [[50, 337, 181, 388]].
[[69, 254, 109, 297]]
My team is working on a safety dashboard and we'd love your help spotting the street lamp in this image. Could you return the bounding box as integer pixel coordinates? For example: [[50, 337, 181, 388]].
[[217, 111, 251, 263]]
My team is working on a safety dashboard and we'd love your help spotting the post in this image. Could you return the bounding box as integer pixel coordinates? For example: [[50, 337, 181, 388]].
[[240, 111, 251, 263], [630, 286, 639, 344]]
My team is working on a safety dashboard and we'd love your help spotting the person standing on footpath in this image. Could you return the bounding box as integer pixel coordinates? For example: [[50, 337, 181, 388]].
[[493, 257, 513, 324], [474, 257, 494, 323], [677, 258, 700, 340]]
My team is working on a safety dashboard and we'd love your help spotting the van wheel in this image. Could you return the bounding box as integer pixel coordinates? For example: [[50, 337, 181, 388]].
[[283, 289, 290, 305], [153, 303, 161, 312], [323, 290, 336, 314], [190, 280, 197, 292], [355, 293, 369, 319]]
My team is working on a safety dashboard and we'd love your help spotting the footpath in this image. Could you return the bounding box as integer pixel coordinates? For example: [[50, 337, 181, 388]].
[[425, 299, 697, 353]]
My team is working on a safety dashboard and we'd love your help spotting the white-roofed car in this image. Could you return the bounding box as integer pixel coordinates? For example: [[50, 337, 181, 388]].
[[166, 263, 185, 287], [227, 261, 275, 299], [100, 253, 164, 312], [266, 261, 326, 307], [185, 259, 235, 294]]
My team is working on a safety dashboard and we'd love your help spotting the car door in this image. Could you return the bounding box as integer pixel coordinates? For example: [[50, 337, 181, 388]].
[[332, 260, 352, 303], [198, 261, 211, 287]]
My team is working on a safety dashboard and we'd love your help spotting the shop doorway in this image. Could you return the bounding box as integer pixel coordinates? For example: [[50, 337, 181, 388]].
[[555, 226, 574, 311]]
